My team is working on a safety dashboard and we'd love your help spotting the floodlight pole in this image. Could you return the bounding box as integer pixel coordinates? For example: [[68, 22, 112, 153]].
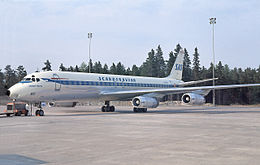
[[88, 32, 92, 73], [210, 18, 216, 107]]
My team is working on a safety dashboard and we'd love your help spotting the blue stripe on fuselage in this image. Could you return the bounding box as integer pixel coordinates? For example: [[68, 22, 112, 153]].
[[19, 81, 33, 84], [41, 78, 179, 88]]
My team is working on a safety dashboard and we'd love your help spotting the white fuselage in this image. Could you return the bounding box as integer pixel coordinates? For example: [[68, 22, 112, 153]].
[[9, 71, 183, 103]]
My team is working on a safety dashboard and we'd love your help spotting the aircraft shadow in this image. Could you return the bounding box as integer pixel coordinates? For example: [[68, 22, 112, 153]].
[[45, 106, 260, 117]]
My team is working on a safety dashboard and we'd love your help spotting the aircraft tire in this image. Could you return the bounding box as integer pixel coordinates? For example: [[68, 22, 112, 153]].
[[110, 106, 115, 112], [101, 106, 106, 112], [133, 108, 138, 113], [133, 108, 147, 113], [39, 110, 44, 116], [35, 110, 39, 116], [142, 108, 147, 113]]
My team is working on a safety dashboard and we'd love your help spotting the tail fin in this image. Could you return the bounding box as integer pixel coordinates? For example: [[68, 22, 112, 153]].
[[167, 49, 184, 80]]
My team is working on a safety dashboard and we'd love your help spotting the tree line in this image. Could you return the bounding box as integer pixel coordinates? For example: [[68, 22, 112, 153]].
[[1, 44, 260, 104], [0, 65, 27, 95]]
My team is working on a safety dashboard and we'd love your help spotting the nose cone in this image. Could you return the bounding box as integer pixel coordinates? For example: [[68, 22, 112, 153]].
[[6, 90, 10, 97], [7, 85, 20, 99]]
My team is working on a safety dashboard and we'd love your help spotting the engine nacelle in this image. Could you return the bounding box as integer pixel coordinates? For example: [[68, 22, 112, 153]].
[[181, 93, 205, 105], [132, 96, 159, 108], [48, 102, 77, 107]]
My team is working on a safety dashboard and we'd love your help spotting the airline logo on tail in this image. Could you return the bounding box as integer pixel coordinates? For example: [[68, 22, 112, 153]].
[[167, 49, 184, 80], [175, 64, 183, 71]]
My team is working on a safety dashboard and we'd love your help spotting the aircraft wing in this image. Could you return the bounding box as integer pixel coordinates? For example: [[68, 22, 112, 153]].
[[101, 83, 260, 98], [178, 78, 218, 86]]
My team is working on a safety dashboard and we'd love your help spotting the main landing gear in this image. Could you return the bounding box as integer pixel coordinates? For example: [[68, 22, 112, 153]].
[[35, 103, 44, 116], [101, 101, 115, 112], [133, 107, 147, 113]]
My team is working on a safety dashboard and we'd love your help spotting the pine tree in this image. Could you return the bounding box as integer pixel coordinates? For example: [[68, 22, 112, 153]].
[[166, 51, 175, 75], [126, 67, 131, 75], [140, 49, 157, 77], [102, 64, 109, 74], [155, 45, 166, 77], [87, 59, 93, 73], [93, 61, 102, 73], [183, 48, 192, 81], [68, 66, 74, 72], [192, 47, 201, 80], [0, 69, 5, 95], [116, 62, 126, 75], [131, 65, 140, 76], [200, 66, 208, 80], [16, 65, 27, 81], [42, 60, 52, 71], [215, 61, 224, 104], [216, 61, 224, 84], [79, 62, 87, 72], [110, 63, 117, 74], [4, 65, 18, 88], [59, 63, 67, 71], [223, 64, 231, 84], [74, 65, 80, 72]]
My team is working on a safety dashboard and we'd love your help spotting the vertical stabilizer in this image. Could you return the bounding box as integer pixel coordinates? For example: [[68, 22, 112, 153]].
[[167, 49, 184, 80]]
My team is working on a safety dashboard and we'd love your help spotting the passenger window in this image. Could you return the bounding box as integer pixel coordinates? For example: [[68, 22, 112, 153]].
[[26, 78, 31, 81], [36, 78, 40, 82], [32, 78, 35, 82]]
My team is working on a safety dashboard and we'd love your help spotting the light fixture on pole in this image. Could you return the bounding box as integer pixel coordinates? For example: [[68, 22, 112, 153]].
[[209, 17, 216, 106], [88, 32, 93, 73]]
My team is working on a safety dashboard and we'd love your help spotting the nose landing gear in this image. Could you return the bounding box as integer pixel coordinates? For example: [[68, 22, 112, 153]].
[[35, 102, 44, 116], [35, 109, 44, 116]]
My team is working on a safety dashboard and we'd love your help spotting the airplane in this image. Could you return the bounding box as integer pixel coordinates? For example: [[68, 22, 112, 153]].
[[6, 49, 260, 116]]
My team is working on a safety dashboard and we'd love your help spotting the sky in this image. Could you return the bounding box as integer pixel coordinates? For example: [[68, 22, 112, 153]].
[[0, 0, 260, 73]]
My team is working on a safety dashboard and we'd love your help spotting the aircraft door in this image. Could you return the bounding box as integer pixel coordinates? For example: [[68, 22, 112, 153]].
[[53, 73, 61, 91]]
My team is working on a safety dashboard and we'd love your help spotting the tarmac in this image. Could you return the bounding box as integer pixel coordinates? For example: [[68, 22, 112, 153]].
[[1, 105, 260, 165]]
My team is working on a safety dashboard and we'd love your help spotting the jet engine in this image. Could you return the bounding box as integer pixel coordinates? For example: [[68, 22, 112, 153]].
[[181, 93, 205, 105], [132, 96, 159, 108], [48, 102, 77, 107]]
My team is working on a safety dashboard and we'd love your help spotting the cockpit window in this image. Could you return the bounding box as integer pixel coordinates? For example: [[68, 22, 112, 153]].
[[21, 76, 40, 83]]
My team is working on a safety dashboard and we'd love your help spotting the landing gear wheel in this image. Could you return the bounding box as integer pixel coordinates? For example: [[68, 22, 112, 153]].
[[101, 101, 116, 112], [110, 106, 115, 112], [133, 108, 147, 113], [35, 110, 40, 116], [35, 102, 44, 116], [39, 110, 44, 116], [142, 108, 147, 113], [101, 106, 106, 112], [133, 107, 138, 113]]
